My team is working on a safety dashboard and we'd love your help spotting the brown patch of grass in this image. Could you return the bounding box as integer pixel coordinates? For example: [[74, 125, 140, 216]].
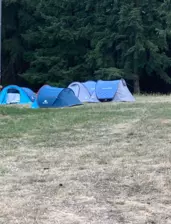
[[0, 97, 171, 223]]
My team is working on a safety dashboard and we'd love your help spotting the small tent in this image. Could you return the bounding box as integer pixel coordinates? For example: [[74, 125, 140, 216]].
[[96, 79, 135, 102], [0, 85, 36, 104], [32, 85, 82, 108], [68, 81, 99, 102]]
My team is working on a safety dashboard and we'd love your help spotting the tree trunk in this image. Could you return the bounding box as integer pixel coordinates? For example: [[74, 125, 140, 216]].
[[133, 0, 140, 94], [134, 75, 140, 94]]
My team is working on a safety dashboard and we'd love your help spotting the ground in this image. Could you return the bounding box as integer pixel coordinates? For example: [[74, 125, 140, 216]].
[[0, 95, 171, 224]]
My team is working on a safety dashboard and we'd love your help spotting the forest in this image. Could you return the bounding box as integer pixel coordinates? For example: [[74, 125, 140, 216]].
[[2, 0, 171, 93]]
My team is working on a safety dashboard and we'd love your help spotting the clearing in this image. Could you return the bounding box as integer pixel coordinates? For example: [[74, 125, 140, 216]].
[[0, 95, 171, 224]]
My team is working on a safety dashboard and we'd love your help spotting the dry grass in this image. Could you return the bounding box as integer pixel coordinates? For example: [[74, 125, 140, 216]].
[[0, 95, 171, 223]]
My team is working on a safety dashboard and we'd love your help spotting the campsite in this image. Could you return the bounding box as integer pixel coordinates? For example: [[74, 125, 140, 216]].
[[2, 0, 171, 223], [0, 95, 171, 223], [0, 79, 135, 107]]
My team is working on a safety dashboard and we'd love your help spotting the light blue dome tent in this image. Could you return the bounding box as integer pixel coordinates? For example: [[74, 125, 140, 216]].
[[32, 85, 82, 108], [0, 85, 36, 104], [68, 79, 135, 102], [68, 81, 99, 103]]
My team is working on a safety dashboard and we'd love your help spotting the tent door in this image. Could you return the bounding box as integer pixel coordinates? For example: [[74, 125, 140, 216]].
[[6, 89, 20, 104]]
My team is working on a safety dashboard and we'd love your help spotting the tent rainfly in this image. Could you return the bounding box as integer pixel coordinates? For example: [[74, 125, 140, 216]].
[[32, 85, 82, 108], [68, 81, 99, 103], [95, 79, 135, 102], [68, 79, 135, 102], [0, 85, 36, 104]]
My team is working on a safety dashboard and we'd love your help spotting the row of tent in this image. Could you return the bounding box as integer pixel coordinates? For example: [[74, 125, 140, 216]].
[[68, 80, 135, 103], [0, 79, 135, 108]]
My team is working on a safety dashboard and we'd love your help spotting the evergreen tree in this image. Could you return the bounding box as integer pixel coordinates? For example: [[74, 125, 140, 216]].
[[2, 0, 171, 92]]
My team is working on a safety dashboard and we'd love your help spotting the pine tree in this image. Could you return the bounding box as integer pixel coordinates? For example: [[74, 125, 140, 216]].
[[2, 0, 171, 92]]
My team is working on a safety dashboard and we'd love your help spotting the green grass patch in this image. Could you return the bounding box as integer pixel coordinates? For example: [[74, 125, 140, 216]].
[[1, 96, 171, 223]]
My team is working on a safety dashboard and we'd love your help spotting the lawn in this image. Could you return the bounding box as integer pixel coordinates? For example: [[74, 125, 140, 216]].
[[0, 95, 171, 224]]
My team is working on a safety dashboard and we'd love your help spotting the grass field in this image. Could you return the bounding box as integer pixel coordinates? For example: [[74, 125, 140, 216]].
[[0, 95, 171, 224]]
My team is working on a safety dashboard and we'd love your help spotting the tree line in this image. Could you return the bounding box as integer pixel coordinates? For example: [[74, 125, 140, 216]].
[[2, 0, 171, 93]]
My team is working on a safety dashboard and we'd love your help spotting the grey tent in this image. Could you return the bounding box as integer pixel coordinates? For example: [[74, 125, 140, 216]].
[[68, 81, 99, 102], [68, 79, 135, 103]]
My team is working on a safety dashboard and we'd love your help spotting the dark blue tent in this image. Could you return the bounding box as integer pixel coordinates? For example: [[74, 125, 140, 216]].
[[32, 85, 82, 108]]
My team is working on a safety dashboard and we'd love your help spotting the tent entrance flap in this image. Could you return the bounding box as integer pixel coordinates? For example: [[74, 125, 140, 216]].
[[7, 89, 20, 104], [0, 85, 36, 105]]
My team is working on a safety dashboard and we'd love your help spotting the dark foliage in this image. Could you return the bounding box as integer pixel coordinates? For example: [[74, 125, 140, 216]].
[[2, 0, 171, 93]]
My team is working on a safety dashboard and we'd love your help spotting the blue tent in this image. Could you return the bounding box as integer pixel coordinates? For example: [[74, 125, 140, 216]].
[[68, 81, 99, 102], [68, 79, 135, 103], [32, 85, 82, 108], [96, 80, 120, 100], [82, 81, 96, 96], [96, 79, 135, 102], [0, 85, 36, 104]]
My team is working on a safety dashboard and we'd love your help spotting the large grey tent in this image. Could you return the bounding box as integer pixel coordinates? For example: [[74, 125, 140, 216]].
[[68, 79, 135, 103]]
